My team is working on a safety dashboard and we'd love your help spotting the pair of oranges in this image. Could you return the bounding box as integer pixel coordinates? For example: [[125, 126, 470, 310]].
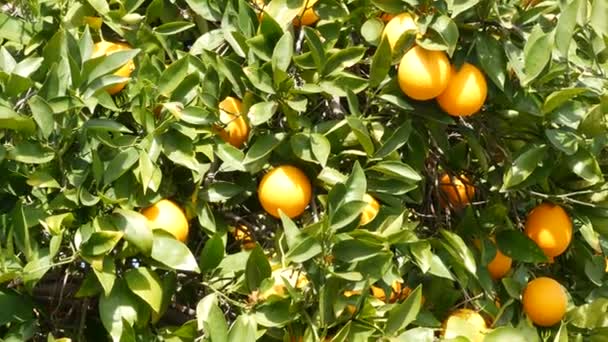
[[382, 13, 487, 117]]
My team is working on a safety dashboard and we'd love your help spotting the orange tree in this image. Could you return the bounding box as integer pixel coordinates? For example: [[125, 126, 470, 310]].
[[0, 0, 607, 340]]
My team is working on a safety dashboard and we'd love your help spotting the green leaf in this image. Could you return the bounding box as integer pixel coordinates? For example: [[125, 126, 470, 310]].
[[91, 256, 117, 296], [199, 234, 225, 272], [84, 119, 132, 133], [112, 209, 153, 256], [567, 148, 604, 185], [190, 29, 225, 55], [555, 0, 581, 57], [179, 106, 214, 126], [495, 230, 548, 263], [28, 96, 54, 139], [202, 181, 244, 202], [429, 15, 459, 56], [370, 37, 392, 87], [310, 133, 331, 166], [286, 236, 323, 263], [12, 200, 32, 261], [81, 231, 124, 256], [0, 106, 36, 133], [484, 326, 540, 342], [159, 56, 189, 96], [303, 27, 325, 70], [567, 298, 608, 329], [346, 116, 375, 156], [475, 33, 506, 90], [228, 314, 257, 342], [151, 231, 200, 273], [374, 120, 412, 158], [385, 285, 423, 335], [0, 290, 34, 326], [280, 212, 302, 249], [83, 49, 139, 86], [248, 101, 278, 126], [272, 31, 294, 72], [522, 26, 553, 86], [196, 294, 229, 341], [590, 0, 608, 37], [542, 88, 588, 114], [245, 246, 272, 292], [369, 161, 422, 182], [153, 21, 195, 35], [99, 281, 141, 341], [244, 133, 283, 167], [361, 17, 384, 45], [440, 229, 477, 275], [0, 12, 34, 44], [502, 145, 547, 189], [545, 128, 579, 155], [104, 147, 139, 185], [333, 239, 384, 262], [322, 47, 366, 76], [161, 131, 200, 173], [449, 0, 480, 18], [124, 268, 163, 313]]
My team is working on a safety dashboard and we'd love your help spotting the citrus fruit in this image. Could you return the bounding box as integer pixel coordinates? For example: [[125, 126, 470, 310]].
[[231, 225, 255, 250], [258, 165, 312, 218], [293, 0, 319, 27], [442, 309, 487, 342], [475, 237, 513, 280], [261, 266, 309, 299], [437, 63, 487, 116], [91, 41, 135, 95], [439, 173, 475, 208], [398, 46, 451, 100], [141, 199, 189, 242], [360, 194, 380, 225], [524, 203, 572, 258], [217, 96, 249, 148], [382, 13, 417, 50], [522, 277, 567, 327]]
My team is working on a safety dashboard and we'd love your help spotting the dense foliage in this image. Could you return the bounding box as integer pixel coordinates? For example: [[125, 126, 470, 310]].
[[0, 0, 607, 340]]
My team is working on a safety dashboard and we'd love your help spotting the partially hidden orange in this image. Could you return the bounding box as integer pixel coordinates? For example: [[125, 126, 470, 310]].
[[91, 41, 135, 95], [217, 96, 249, 148], [382, 13, 417, 50], [439, 173, 475, 208], [360, 194, 380, 225], [398, 46, 451, 100], [293, 0, 319, 27], [437, 62, 487, 116], [141, 199, 189, 242]]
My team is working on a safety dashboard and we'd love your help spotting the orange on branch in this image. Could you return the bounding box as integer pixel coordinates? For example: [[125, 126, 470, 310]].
[[360, 194, 380, 225], [141, 199, 189, 242], [398, 46, 451, 100], [217, 96, 249, 148], [231, 225, 255, 250], [382, 13, 417, 50], [524, 203, 572, 258], [475, 237, 513, 280], [258, 165, 312, 218], [522, 277, 567, 327], [442, 309, 487, 342], [439, 173, 475, 208], [293, 0, 319, 27], [91, 41, 135, 95], [437, 63, 487, 116]]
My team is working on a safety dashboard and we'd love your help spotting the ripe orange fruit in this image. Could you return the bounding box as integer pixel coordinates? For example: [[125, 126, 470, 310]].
[[231, 225, 255, 250], [382, 13, 417, 50], [524, 203, 572, 258], [442, 309, 487, 342], [217, 97, 249, 148], [91, 41, 135, 95], [141, 199, 189, 242], [439, 173, 475, 208], [475, 237, 513, 280], [522, 277, 567, 327], [258, 165, 312, 218], [398, 46, 451, 100], [293, 0, 319, 27], [437, 63, 487, 116], [360, 194, 380, 225]]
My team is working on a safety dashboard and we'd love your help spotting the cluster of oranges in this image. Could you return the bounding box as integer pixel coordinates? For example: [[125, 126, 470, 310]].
[[383, 13, 488, 117], [438, 172, 572, 328]]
